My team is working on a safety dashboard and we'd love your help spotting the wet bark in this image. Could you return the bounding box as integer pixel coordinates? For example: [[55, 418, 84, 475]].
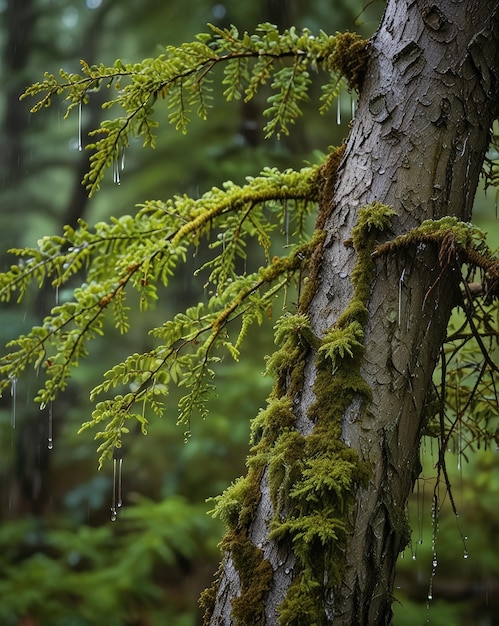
[[208, 0, 499, 624]]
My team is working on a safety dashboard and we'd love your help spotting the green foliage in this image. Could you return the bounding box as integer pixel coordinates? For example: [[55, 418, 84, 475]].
[[21, 24, 366, 195], [319, 321, 364, 369], [2, 12, 499, 625], [0, 496, 218, 626], [0, 165, 319, 467], [4, 21, 372, 468], [432, 297, 498, 456]]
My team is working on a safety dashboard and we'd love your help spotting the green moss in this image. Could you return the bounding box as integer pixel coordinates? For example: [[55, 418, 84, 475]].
[[265, 321, 311, 399], [208, 475, 250, 530], [300, 145, 346, 314], [199, 526, 275, 626], [202, 465, 270, 624], [250, 396, 297, 447], [278, 571, 322, 626], [328, 32, 370, 93], [268, 430, 307, 512], [268, 202, 394, 623], [372, 216, 487, 259], [201, 197, 396, 624], [225, 529, 274, 625]]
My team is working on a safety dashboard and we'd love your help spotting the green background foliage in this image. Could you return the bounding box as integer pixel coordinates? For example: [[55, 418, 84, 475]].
[[0, 1, 497, 625]]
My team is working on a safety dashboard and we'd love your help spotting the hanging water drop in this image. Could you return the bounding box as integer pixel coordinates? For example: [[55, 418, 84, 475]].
[[121, 148, 126, 172], [337, 92, 342, 125], [113, 159, 121, 185], [117, 457, 123, 508], [47, 401, 54, 450], [111, 458, 118, 522], [457, 412, 462, 471], [111, 446, 125, 520], [427, 494, 440, 608], [416, 478, 424, 545], [9, 374, 17, 428], [78, 100, 83, 151]]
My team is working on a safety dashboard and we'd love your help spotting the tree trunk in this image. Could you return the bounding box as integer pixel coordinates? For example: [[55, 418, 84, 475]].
[[204, 1, 499, 624]]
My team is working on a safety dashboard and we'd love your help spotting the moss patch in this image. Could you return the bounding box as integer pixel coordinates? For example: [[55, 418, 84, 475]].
[[269, 202, 396, 624], [328, 32, 370, 93], [224, 529, 274, 625], [200, 168, 396, 625]]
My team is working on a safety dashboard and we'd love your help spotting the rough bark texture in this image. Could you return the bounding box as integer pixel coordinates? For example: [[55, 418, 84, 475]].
[[208, 1, 499, 624]]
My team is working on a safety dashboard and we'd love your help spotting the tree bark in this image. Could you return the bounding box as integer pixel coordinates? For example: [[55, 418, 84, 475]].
[[206, 1, 499, 624]]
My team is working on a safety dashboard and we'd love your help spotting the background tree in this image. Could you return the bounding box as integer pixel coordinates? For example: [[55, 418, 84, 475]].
[[0, 1, 498, 625]]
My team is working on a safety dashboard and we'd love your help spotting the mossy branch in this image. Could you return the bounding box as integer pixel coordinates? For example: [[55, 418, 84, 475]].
[[0, 162, 324, 467], [21, 24, 368, 195]]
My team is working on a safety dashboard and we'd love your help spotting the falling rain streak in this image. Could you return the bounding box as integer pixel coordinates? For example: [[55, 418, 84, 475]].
[[426, 495, 439, 616], [337, 92, 341, 125], [111, 447, 124, 521]]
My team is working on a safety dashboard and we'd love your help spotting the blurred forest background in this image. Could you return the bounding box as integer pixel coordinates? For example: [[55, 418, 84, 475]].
[[0, 1, 497, 625]]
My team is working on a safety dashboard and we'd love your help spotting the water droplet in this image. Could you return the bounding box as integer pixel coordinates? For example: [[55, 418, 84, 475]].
[[47, 401, 54, 450], [9, 375, 17, 428], [432, 558, 438, 568], [412, 554, 417, 561], [113, 159, 121, 185], [285, 568, 290, 575], [351, 94, 356, 118], [427, 594, 433, 601], [463, 552, 469, 559], [117, 457, 123, 508], [337, 93, 341, 125], [111, 447, 124, 517], [339, 272, 347, 279], [78, 101, 83, 151]]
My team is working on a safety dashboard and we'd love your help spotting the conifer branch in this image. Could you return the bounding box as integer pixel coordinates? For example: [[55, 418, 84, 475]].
[[21, 24, 368, 195]]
